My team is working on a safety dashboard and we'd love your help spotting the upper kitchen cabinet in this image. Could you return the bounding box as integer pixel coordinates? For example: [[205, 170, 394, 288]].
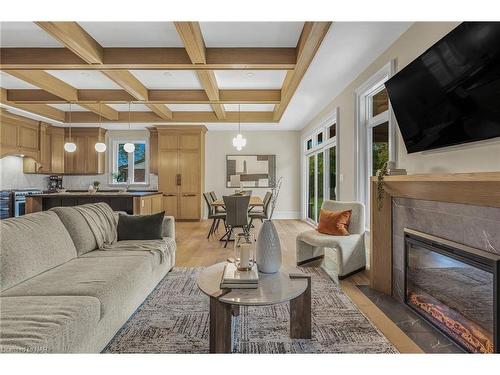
[[64, 128, 107, 175], [23, 124, 65, 174], [0, 111, 40, 160]]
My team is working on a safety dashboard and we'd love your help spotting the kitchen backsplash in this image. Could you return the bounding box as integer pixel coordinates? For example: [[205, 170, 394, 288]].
[[0, 156, 158, 191], [63, 174, 158, 190], [0, 156, 47, 190]]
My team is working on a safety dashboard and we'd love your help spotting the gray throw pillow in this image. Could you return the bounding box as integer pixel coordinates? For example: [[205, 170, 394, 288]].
[[117, 211, 165, 241]]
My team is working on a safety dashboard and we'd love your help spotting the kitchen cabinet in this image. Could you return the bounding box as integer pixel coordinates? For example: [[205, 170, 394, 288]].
[[64, 128, 106, 174], [50, 127, 65, 173], [0, 111, 40, 160], [157, 125, 206, 220], [132, 193, 164, 215], [148, 127, 158, 175]]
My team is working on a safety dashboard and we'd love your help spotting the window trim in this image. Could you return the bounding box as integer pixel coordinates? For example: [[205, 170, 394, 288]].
[[109, 138, 150, 186], [301, 108, 340, 223], [354, 60, 397, 229]]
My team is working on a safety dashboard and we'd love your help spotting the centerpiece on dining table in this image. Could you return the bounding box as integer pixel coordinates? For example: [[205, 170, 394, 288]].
[[220, 232, 259, 289]]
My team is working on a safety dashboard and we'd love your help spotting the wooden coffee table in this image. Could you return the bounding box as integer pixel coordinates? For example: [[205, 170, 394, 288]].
[[197, 262, 312, 353]]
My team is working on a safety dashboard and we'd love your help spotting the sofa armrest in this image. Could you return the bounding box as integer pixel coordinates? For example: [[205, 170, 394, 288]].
[[162, 215, 175, 240]]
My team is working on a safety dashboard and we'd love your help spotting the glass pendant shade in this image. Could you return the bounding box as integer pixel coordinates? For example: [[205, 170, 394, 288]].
[[124, 142, 135, 153], [232, 133, 246, 151], [64, 142, 77, 153], [94, 142, 107, 153]]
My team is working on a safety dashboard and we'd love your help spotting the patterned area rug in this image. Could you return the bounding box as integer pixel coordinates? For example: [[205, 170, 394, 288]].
[[103, 267, 397, 353]]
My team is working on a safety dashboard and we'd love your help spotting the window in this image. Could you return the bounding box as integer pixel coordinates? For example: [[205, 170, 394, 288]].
[[112, 140, 148, 184], [303, 110, 339, 224], [355, 61, 395, 229]]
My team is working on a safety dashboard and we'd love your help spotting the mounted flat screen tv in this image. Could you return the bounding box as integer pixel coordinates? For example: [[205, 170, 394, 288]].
[[385, 22, 500, 154]]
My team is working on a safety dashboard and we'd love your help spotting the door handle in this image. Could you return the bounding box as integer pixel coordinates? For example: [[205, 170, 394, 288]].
[[183, 194, 196, 197], [163, 193, 176, 197], [176, 174, 181, 186]]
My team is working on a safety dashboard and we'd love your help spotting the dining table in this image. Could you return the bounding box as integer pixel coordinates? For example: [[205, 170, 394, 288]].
[[210, 195, 264, 242], [211, 196, 264, 209]]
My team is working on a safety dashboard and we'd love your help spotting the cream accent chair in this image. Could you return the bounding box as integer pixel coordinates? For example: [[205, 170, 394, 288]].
[[296, 200, 366, 280]]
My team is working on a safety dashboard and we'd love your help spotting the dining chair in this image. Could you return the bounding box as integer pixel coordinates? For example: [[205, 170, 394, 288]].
[[209, 191, 226, 214], [222, 195, 250, 248], [203, 192, 226, 239], [249, 191, 273, 227]]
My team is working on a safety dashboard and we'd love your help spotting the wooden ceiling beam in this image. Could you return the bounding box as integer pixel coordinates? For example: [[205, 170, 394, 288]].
[[0, 48, 296, 70], [174, 22, 226, 120], [4, 70, 118, 120], [35, 22, 103, 64], [5, 70, 78, 101], [174, 22, 206, 64], [146, 104, 173, 120], [101, 70, 172, 119], [6, 88, 281, 104], [273, 22, 331, 121], [1, 88, 65, 122], [66, 111, 275, 123]]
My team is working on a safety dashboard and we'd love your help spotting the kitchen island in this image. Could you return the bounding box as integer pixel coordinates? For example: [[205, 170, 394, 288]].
[[25, 191, 163, 215]]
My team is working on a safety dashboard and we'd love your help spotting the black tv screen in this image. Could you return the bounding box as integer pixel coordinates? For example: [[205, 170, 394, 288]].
[[385, 22, 500, 154]]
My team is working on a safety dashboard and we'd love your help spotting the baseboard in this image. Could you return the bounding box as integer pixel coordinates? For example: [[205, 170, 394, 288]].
[[271, 210, 300, 219]]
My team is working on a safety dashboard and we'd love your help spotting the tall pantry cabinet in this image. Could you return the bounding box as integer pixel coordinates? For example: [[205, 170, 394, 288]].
[[156, 126, 206, 220]]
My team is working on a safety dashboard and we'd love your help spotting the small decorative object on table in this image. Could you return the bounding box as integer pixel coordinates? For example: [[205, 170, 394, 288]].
[[220, 261, 259, 289], [256, 220, 282, 274], [92, 181, 101, 191], [88, 184, 98, 194], [234, 232, 256, 271]]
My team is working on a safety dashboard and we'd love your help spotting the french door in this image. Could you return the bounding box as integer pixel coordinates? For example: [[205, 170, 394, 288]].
[[306, 143, 336, 224]]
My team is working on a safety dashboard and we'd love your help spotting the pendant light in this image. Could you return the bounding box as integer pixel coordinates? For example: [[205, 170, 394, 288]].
[[232, 104, 246, 151], [94, 102, 107, 153], [64, 102, 77, 152], [123, 102, 135, 153]]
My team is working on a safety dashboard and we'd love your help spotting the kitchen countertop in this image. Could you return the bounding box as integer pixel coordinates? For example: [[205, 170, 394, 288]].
[[28, 191, 162, 198]]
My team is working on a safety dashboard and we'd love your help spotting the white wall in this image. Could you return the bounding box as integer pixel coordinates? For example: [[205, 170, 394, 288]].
[[204, 130, 301, 219]]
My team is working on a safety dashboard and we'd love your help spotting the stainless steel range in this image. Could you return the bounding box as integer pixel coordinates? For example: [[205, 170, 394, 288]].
[[12, 189, 43, 217]]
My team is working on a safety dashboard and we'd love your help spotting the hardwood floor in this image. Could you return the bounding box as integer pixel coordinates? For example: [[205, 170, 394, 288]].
[[175, 219, 423, 353]]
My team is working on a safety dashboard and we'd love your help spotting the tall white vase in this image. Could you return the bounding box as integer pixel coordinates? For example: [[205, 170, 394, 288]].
[[256, 220, 282, 273]]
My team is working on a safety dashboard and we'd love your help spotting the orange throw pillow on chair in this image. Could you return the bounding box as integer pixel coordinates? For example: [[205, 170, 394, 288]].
[[316, 209, 352, 236]]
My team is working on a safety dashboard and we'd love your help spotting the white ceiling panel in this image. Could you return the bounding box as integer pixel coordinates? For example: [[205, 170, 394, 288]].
[[130, 70, 202, 89], [0, 72, 39, 89], [45, 70, 122, 89], [0, 22, 62, 47], [168, 104, 212, 112], [48, 104, 90, 112], [78, 22, 184, 47], [214, 70, 286, 89], [108, 103, 151, 112], [224, 104, 275, 112], [200, 22, 303, 47]]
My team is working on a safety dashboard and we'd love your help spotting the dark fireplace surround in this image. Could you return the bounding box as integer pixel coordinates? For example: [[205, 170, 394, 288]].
[[404, 228, 500, 353]]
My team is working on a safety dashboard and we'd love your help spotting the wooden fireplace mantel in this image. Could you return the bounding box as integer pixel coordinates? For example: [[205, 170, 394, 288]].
[[370, 171, 500, 294]]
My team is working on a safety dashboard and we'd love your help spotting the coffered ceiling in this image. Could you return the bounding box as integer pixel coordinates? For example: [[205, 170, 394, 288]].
[[0, 21, 414, 130], [0, 21, 330, 126]]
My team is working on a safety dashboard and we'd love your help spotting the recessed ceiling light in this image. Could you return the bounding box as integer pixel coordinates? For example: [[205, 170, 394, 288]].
[[246, 72, 255, 77]]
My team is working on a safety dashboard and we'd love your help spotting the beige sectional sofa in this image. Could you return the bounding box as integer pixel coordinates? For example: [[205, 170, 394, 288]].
[[0, 203, 176, 353]]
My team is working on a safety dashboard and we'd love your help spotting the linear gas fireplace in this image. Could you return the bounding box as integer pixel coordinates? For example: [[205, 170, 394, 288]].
[[404, 229, 500, 353]]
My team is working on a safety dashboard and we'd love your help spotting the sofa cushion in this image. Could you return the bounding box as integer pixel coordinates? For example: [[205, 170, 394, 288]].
[[0, 295, 100, 353], [0, 211, 77, 292], [50, 206, 98, 256], [1, 256, 153, 319], [81, 238, 176, 270], [117, 211, 165, 241]]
